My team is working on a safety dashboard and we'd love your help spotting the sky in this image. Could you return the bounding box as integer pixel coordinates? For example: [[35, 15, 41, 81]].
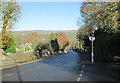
[[14, 2, 83, 31]]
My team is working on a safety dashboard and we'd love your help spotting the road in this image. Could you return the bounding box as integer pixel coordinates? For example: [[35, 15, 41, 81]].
[[2, 50, 82, 81], [2, 50, 120, 82]]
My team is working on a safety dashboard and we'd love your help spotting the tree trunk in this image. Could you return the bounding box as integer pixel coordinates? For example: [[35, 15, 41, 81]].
[[2, 23, 7, 49]]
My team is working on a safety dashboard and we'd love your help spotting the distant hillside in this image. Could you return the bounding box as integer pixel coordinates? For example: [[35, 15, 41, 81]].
[[11, 30, 78, 44]]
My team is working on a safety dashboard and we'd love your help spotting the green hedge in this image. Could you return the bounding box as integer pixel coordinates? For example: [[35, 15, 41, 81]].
[[4, 34, 17, 53], [94, 30, 120, 62]]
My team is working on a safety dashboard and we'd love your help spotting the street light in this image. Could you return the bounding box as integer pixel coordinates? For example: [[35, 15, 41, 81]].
[[89, 33, 95, 63]]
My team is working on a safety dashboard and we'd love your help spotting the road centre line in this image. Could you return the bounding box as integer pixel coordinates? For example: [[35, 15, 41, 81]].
[[81, 70, 83, 73], [79, 74, 82, 77], [77, 77, 81, 81], [77, 62, 85, 81], [83, 64, 85, 69]]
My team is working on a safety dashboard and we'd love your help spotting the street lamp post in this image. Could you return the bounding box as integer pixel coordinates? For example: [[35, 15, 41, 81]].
[[89, 33, 95, 63]]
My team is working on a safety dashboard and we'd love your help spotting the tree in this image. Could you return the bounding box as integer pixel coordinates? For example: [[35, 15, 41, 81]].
[[49, 32, 56, 41], [80, 2, 119, 33], [4, 32, 17, 53], [49, 33, 60, 52], [56, 32, 69, 51], [77, 24, 93, 50], [0, 0, 21, 49], [79, 2, 120, 62], [26, 32, 41, 45]]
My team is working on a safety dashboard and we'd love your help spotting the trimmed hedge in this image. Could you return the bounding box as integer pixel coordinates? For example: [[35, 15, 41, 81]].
[[94, 30, 120, 62]]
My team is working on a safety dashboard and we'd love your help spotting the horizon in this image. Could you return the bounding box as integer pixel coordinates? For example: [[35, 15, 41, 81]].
[[12, 29, 78, 31]]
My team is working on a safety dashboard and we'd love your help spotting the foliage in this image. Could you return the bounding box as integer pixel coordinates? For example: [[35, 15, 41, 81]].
[[56, 32, 69, 51], [31, 43, 36, 49], [26, 32, 41, 45], [70, 40, 77, 49], [25, 46, 31, 51], [49, 32, 59, 52], [94, 30, 120, 62], [77, 2, 120, 62], [80, 2, 119, 33], [33, 43, 51, 57], [4, 33, 17, 53], [76, 24, 93, 50], [19, 45, 25, 51], [49, 32, 56, 41], [1, 0, 21, 49], [50, 38, 59, 52]]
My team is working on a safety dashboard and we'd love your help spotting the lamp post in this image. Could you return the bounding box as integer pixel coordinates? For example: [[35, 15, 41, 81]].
[[89, 33, 95, 63]]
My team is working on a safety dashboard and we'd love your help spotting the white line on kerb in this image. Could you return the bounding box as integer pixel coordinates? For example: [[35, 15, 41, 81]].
[[77, 77, 81, 81]]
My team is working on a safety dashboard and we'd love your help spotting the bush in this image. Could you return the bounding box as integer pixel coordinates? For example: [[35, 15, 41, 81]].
[[4, 33, 17, 53], [31, 43, 36, 49], [19, 45, 25, 50], [25, 46, 31, 51], [94, 30, 120, 62]]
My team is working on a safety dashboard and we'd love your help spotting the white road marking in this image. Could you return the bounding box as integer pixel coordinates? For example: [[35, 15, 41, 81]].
[[56, 59, 60, 61], [79, 74, 82, 77], [77, 77, 81, 81], [83, 64, 85, 69], [81, 71, 83, 73]]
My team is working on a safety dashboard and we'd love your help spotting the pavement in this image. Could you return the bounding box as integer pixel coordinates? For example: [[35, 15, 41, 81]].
[[0, 59, 42, 70], [79, 62, 120, 81], [1, 50, 120, 82]]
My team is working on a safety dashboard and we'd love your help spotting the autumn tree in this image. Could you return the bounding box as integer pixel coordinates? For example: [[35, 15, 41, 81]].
[[70, 40, 77, 49], [56, 32, 69, 51], [26, 32, 41, 45], [78, 2, 120, 62], [0, 0, 21, 49], [80, 2, 119, 33]]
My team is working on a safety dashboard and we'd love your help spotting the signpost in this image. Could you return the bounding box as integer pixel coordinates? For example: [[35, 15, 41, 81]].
[[89, 33, 95, 63]]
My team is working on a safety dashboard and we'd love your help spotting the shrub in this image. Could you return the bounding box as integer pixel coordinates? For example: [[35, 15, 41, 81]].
[[4, 33, 17, 53], [25, 46, 31, 51], [19, 45, 25, 50], [94, 30, 120, 62], [31, 43, 36, 49]]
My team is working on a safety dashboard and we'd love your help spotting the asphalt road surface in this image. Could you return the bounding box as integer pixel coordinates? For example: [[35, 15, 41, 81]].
[[2, 50, 82, 81], [2, 50, 120, 82]]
